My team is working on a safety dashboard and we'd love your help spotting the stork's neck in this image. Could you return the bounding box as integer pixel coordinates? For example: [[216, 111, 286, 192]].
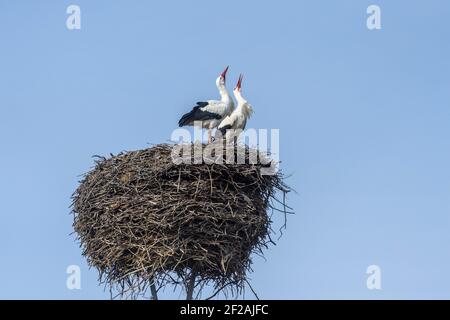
[[215, 76, 232, 103], [234, 90, 247, 106], [234, 90, 253, 118], [217, 82, 232, 103]]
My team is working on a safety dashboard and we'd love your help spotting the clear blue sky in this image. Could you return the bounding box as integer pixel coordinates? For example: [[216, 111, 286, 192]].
[[0, 0, 449, 299]]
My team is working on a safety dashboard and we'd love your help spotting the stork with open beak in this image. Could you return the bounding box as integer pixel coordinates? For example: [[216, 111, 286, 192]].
[[217, 74, 253, 141], [178, 66, 235, 143]]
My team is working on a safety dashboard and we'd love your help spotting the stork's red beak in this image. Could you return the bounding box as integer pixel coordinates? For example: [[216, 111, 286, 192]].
[[236, 74, 243, 90], [220, 66, 229, 80]]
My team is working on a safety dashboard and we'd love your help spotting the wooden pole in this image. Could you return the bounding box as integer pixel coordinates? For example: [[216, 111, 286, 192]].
[[186, 270, 196, 300], [150, 277, 158, 300]]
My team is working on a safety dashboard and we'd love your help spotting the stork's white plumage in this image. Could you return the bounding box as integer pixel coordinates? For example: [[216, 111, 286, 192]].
[[178, 66, 235, 143], [217, 74, 253, 141]]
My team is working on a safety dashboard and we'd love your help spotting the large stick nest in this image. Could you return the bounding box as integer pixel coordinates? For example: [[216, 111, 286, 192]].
[[71, 143, 291, 299]]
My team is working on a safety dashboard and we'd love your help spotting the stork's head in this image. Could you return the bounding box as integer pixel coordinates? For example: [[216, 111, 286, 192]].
[[216, 66, 229, 87], [233, 74, 243, 94]]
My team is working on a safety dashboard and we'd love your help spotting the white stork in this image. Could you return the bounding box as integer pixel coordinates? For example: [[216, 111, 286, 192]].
[[178, 66, 235, 143], [217, 74, 253, 141]]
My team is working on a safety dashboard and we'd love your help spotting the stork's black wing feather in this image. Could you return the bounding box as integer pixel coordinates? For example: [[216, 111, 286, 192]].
[[196, 101, 209, 108], [218, 124, 232, 137], [178, 102, 222, 127]]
